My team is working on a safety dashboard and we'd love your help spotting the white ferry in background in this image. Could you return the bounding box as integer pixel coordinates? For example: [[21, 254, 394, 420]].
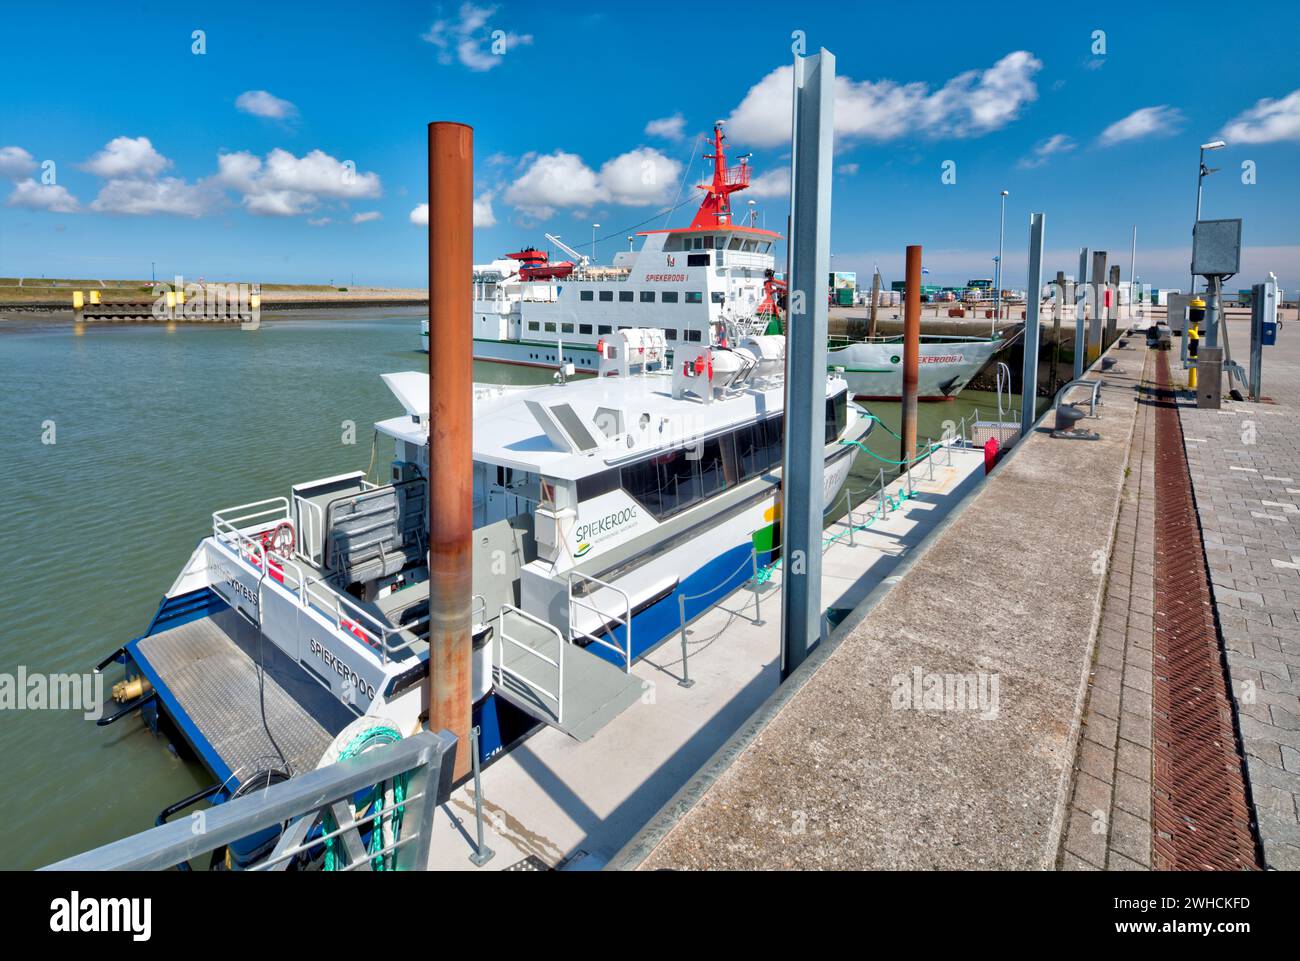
[[95, 325, 870, 865], [421, 122, 1004, 401]]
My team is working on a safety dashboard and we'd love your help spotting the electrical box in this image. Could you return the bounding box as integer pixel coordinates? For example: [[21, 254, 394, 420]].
[[1262, 321, 1278, 346], [1191, 219, 1242, 276]]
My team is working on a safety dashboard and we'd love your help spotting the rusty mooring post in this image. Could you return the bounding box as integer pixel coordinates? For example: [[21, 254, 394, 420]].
[[900, 245, 922, 468], [426, 121, 474, 781]]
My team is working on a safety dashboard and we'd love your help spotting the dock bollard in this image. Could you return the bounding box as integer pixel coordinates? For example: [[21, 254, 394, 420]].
[[676, 595, 695, 688], [89, 289, 101, 305], [750, 548, 764, 626], [467, 725, 495, 867], [72, 290, 84, 311]]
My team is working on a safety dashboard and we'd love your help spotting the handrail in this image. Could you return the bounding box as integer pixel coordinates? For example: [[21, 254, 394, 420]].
[[41, 730, 457, 871], [1052, 378, 1104, 417], [495, 604, 565, 724], [567, 572, 633, 673]]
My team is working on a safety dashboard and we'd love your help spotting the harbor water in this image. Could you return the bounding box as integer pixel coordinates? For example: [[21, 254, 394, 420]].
[[0, 305, 1022, 868]]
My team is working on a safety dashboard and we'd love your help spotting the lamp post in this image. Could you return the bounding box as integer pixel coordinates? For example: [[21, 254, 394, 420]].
[[995, 190, 1008, 322], [627, 235, 634, 252], [1192, 140, 1226, 293], [747, 199, 757, 226], [591, 223, 600, 264]]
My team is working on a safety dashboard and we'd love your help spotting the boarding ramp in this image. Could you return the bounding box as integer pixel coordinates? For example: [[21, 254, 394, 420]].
[[475, 515, 642, 741]]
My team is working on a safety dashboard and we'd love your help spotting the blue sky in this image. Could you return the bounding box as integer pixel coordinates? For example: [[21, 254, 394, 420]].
[[1, 0, 1297, 290]]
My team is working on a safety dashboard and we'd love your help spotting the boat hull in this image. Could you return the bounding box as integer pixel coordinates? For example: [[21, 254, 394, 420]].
[[828, 337, 1004, 401]]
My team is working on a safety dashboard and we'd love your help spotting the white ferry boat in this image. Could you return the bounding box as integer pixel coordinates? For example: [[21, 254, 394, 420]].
[[95, 327, 870, 864], [421, 123, 1005, 401]]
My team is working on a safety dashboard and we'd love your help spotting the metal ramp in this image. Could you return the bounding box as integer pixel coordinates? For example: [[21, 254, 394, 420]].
[[133, 616, 335, 780], [491, 606, 642, 743]]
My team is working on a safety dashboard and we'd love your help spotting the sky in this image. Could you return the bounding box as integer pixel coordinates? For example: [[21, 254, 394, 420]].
[[1, 0, 1298, 292]]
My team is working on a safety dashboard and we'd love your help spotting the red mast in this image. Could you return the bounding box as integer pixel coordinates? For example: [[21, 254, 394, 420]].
[[689, 122, 751, 229]]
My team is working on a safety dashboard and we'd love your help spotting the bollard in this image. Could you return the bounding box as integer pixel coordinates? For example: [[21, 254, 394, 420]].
[[467, 725, 495, 867], [88, 289, 101, 305], [677, 595, 695, 688], [72, 290, 84, 311], [750, 548, 764, 626]]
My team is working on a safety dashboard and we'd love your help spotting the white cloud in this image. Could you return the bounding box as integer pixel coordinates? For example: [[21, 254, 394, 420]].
[[421, 3, 533, 72], [747, 169, 789, 198], [645, 114, 687, 141], [409, 191, 498, 228], [504, 148, 681, 218], [216, 148, 381, 216], [6, 178, 79, 213], [90, 177, 221, 217], [473, 190, 496, 227], [235, 90, 298, 120], [598, 148, 681, 207], [83, 136, 171, 178], [0, 146, 37, 179], [728, 51, 1042, 147], [504, 151, 604, 219], [1098, 106, 1184, 146], [308, 217, 333, 227], [1017, 132, 1076, 168], [352, 210, 382, 223], [1220, 89, 1300, 144], [837, 163, 860, 176]]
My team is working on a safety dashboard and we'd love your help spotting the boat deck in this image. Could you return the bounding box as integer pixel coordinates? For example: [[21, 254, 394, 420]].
[[133, 616, 334, 784], [426, 442, 987, 869]]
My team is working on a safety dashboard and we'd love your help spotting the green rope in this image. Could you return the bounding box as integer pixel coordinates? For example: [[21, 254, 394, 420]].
[[322, 725, 408, 871], [838, 436, 942, 467]]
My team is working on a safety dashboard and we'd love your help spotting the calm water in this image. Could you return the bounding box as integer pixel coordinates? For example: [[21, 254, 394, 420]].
[[0, 306, 1016, 867]]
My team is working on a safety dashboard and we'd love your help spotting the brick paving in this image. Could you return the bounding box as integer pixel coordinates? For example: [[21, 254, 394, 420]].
[[1061, 347, 1157, 870], [1179, 316, 1300, 871]]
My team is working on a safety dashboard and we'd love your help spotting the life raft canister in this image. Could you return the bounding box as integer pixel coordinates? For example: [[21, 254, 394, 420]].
[[983, 436, 1000, 474]]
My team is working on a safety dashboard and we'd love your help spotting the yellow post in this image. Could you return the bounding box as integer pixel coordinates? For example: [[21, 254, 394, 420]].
[[72, 290, 84, 310], [89, 289, 101, 305], [176, 287, 186, 305], [1188, 296, 1204, 391]]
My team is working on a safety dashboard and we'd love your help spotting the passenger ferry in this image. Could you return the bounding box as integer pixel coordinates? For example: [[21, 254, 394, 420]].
[[420, 122, 1005, 401], [95, 325, 870, 862]]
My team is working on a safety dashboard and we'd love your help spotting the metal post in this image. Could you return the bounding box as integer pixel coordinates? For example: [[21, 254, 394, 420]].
[[467, 726, 495, 867], [779, 48, 835, 682], [927, 439, 935, 480], [1129, 225, 1137, 321], [1074, 247, 1088, 380], [1021, 213, 1046, 438], [867, 268, 881, 339], [900, 245, 922, 468], [995, 189, 1008, 334], [1205, 275, 1222, 349], [750, 548, 764, 626], [426, 121, 474, 781], [1249, 282, 1265, 402], [1089, 250, 1107, 365], [677, 595, 695, 688], [845, 489, 855, 546]]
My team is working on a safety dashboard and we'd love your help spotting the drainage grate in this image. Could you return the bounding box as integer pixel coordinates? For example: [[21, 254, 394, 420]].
[[1150, 352, 1261, 870]]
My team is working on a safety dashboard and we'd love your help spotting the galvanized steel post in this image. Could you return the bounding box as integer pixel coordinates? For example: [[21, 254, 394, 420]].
[[426, 121, 474, 782], [780, 48, 835, 681], [1074, 247, 1088, 380], [1021, 213, 1046, 438]]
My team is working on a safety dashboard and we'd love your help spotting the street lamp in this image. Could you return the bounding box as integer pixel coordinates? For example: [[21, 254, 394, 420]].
[[995, 190, 1008, 322], [1191, 140, 1226, 293], [591, 223, 600, 264]]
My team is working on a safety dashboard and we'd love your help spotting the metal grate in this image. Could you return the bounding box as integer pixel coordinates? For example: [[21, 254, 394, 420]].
[[1150, 352, 1261, 870]]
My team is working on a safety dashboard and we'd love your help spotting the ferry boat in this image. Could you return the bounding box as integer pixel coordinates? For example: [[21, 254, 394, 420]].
[[421, 122, 1005, 401], [95, 326, 871, 863]]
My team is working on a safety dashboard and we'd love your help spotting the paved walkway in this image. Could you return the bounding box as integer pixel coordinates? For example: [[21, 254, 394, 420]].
[[1179, 314, 1300, 871], [622, 344, 1145, 870]]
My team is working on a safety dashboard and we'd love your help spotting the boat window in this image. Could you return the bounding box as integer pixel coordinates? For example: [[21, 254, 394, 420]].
[[599, 290, 613, 302], [544, 322, 557, 333], [580, 290, 594, 301], [695, 436, 726, 499], [714, 236, 726, 249], [759, 242, 771, 253], [619, 291, 634, 303], [728, 237, 743, 250], [825, 389, 847, 444], [579, 323, 593, 335], [665, 328, 677, 341], [528, 321, 540, 331], [577, 469, 619, 501], [598, 324, 612, 335], [562, 323, 575, 333], [661, 291, 679, 304], [761, 416, 784, 468], [684, 329, 703, 343], [640, 291, 655, 303], [685, 291, 703, 304], [711, 292, 725, 304], [692, 237, 704, 250], [743, 240, 757, 252]]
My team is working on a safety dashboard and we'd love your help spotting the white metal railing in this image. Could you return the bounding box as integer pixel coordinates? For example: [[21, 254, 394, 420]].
[[293, 494, 325, 566], [494, 604, 564, 725], [567, 573, 633, 674], [212, 497, 291, 569]]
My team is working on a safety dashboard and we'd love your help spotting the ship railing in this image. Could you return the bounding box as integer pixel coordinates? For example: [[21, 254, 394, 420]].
[[212, 497, 291, 566], [41, 729, 458, 871], [567, 572, 633, 674], [494, 604, 565, 725]]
